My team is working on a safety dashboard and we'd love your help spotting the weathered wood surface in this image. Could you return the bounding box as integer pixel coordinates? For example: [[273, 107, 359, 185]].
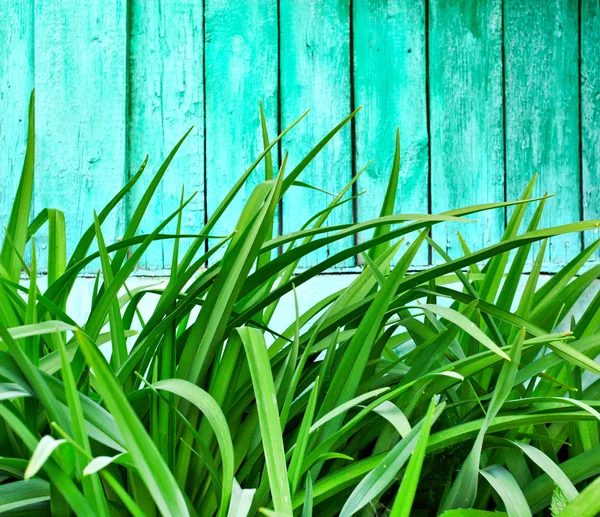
[[353, 0, 429, 266], [429, 0, 505, 262], [128, 0, 205, 271], [505, 0, 581, 268], [33, 0, 128, 271], [582, 0, 600, 257], [0, 0, 598, 273]]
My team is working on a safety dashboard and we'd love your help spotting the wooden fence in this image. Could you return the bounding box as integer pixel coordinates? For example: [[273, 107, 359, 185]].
[[1, 1, 599, 273]]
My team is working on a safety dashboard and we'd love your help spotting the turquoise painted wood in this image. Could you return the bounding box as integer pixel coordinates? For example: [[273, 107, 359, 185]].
[[1, 1, 599, 274], [0, 1, 33, 248], [429, 0, 505, 261], [353, 0, 429, 266], [582, 0, 600, 258], [205, 0, 278, 265], [280, 0, 354, 270], [504, 0, 581, 268], [33, 0, 128, 272], [128, 0, 205, 272]]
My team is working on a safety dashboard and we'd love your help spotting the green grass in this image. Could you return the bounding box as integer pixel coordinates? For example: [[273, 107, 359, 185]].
[[1, 92, 600, 516]]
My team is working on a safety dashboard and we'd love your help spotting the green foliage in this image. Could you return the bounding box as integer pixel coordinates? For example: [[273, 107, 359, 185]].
[[1, 93, 600, 516]]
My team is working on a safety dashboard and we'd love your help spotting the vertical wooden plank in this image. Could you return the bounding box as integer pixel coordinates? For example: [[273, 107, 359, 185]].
[[353, 0, 429, 267], [204, 0, 278, 262], [429, 0, 505, 260], [581, 0, 600, 256], [280, 0, 353, 270], [505, 0, 580, 269], [34, 0, 128, 272], [128, 1, 204, 273], [0, 1, 34, 231]]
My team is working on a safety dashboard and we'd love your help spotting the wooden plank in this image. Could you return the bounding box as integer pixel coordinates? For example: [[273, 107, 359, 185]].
[[128, 0, 204, 272], [280, 0, 353, 270], [429, 0, 505, 261], [0, 1, 34, 235], [353, 0, 429, 267], [204, 0, 278, 263], [504, 0, 580, 269], [581, 0, 600, 257], [33, 0, 128, 272]]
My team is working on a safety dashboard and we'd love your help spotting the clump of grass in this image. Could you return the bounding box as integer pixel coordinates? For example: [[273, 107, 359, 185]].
[[1, 92, 600, 517]]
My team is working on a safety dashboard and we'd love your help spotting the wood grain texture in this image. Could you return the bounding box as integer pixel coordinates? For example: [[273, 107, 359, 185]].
[[429, 0, 505, 261], [128, 0, 205, 272], [280, 0, 353, 270], [0, 1, 34, 237], [353, 0, 429, 266], [204, 0, 278, 263], [33, 0, 127, 271], [581, 0, 600, 255], [504, 0, 580, 268], [1, 1, 600, 276]]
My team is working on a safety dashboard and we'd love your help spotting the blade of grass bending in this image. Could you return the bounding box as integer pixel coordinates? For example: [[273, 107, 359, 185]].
[[152, 379, 235, 517], [227, 479, 256, 517], [0, 479, 49, 513], [55, 329, 110, 516], [65, 156, 148, 270], [0, 404, 95, 516], [237, 327, 292, 515], [478, 174, 537, 304], [389, 398, 437, 517], [177, 110, 309, 274], [509, 441, 578, 501], [317, 232, 427, 445], [24, 436, 67, 480], [0, 323, 70, 433], [74, 331, 189, 517], [110, 128, 194, 274], [479, 465, 532, 517], [440, 328, 525, 512], [1, 91, 34, 282], [178, 159, 285, 387], [263, 164, 368, 325], [231, 199, 556, 329], [52, 423, 145, 517], [339, 402, 444, 517], [93, 212, 127, 370], [369, 127, 400, 262], [289, 377, 320, 495], [414, 304, 510, 361]]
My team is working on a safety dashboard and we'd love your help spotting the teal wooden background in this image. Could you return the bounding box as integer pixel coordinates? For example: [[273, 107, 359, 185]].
[[1, 0, 599, 273]]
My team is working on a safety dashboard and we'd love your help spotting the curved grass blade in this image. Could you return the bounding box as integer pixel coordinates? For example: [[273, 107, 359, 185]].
[[237, 327, 292, 515], [389, 398, 437, 517], [74, 331, 189, 516], [480, 465, 532, 517]]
